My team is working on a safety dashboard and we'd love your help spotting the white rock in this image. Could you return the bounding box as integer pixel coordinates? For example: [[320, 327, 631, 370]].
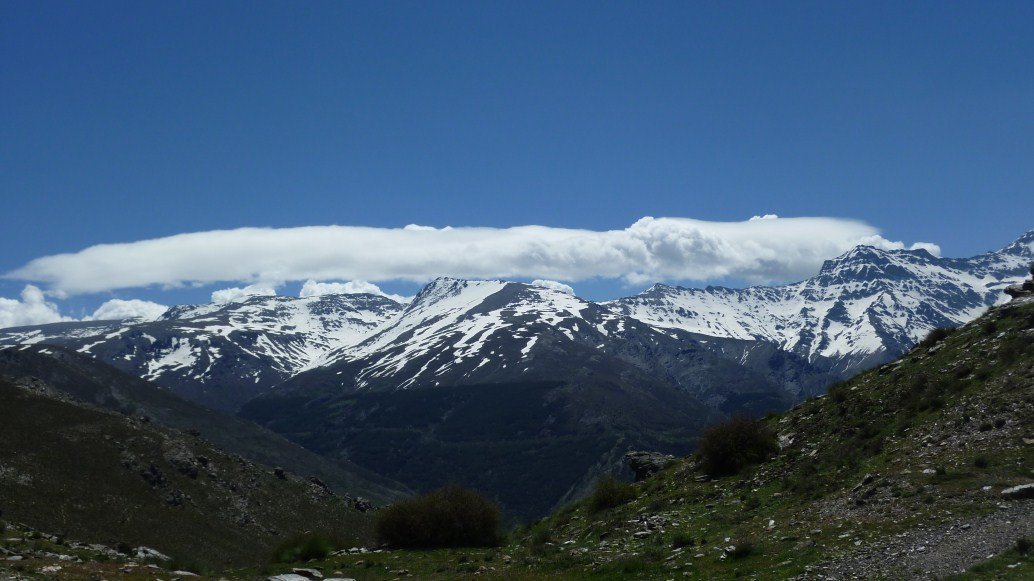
[[1001, 483, 1034, 500]]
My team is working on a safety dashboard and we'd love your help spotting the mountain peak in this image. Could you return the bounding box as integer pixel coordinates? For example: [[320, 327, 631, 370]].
[[1000, 229, 1034, 256], [410, 277, 508, 308]]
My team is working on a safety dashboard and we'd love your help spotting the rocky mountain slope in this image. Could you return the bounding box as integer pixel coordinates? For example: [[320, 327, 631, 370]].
[[0, 344, 408, 504], [0, 373, 378, 569], [608, 230, 1034, 376], [240, 279, 827, 520]]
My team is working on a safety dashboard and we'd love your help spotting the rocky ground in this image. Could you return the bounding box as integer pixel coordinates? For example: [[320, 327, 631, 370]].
[[820, 501, 1034, 579]]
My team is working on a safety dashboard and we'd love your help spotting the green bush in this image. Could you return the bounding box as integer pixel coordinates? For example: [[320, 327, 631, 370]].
[[918, 327, 953, 349], [272, 533, 335, 563], [1017, 537, 1031, 555], [588, 476, 636, 512], [587, 475, 632, 510], [375, 485, 501, 549], [973, 454, 989, 469], [671, 531, 695, 549], [166, 556, 209, 575], [727, 540, 755, 559], [698, 416, 778, 477]]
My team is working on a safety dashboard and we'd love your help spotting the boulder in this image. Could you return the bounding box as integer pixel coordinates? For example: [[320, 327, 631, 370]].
[[624, 451, 676, 481], [1001, 483, 1034, 500], [1004, 285, 1030, 299], [1005, 278, 1034, 299]]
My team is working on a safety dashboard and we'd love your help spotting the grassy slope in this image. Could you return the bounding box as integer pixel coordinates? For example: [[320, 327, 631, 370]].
[[0, 378, 375, 569], [0, 345, 409, 505], [243, 297, 1034, 580]]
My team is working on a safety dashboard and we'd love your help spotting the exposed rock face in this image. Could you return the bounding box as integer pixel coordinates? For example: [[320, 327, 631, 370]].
[[624, 451, 676, 481]]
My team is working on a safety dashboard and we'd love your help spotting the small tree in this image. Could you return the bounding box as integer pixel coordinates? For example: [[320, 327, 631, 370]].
[[697, 416, 778, 477], [375, 485, 501, 549]]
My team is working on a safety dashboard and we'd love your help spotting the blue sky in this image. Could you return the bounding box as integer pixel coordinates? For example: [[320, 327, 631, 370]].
[[2, 1, 1033, 318]]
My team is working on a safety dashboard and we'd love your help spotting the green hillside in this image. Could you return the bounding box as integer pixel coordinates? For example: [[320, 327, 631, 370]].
[[0, 377, 376, 570]]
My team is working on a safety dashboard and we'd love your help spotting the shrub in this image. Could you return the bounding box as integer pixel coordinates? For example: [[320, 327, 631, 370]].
[[698, 416, 778, 477], [918, 327, 953, 349], [608, 557, 647, 574], [589, 476, 636, 512], [166, 556, 208, 575], [727, 541, 755, 559], [375, 485, 501, 549], [1017, 537, 1032, 555], [528, 526, 554, 555], [272, 533, 335, 563], [671, 533, 695, 549], [973, 454, 989, 469]]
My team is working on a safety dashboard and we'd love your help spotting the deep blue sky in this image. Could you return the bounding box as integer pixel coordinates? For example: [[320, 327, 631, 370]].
[[2, 1, 1033, 312]]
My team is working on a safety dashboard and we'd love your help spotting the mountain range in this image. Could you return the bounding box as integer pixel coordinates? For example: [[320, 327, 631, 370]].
[[2, 229, 1031, 519], [3, 231, 1029, 408], [609, 231, 1034, 375]]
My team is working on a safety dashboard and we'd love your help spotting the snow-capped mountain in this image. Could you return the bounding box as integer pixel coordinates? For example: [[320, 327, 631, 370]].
[[3, 231, 1031, 411], [241, 279, 821, 520], [607, 231, 1034, 375], [0, 293, 404, 410], [272, 278, 818, 410]]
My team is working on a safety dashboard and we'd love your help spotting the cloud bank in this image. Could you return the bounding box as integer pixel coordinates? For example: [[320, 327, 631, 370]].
[[7, 216, 940, 295], [531, 279, 575, 295], [299, 280, 412, 303], [211, 283, 278, 304], [0, 286, 169, 328], [0, 285, 72, 328]]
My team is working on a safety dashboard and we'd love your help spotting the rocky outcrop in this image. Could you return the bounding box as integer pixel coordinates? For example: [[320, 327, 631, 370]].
[[624, 451, 676, 481], [1005, 263, 1034, 298], [1004, 280, 1034, 298]]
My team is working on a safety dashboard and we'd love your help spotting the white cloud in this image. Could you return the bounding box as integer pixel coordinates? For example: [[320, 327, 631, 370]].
[[531, 279, 575, 295], [0, 285, 72, 328], [6, 217, 939, 294], [88, 299, 169, 322], [211, 283, 278, 304], [299, 279, 411, 303], [908, 242, 942, 257]]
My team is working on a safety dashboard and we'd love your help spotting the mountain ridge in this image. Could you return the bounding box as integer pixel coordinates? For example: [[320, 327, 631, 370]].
[[0, 230, 1030, 412], [607, 231, 1033, 375]]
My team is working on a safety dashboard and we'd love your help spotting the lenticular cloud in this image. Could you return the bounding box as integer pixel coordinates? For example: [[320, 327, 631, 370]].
[[6, 216, 939, 295]]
